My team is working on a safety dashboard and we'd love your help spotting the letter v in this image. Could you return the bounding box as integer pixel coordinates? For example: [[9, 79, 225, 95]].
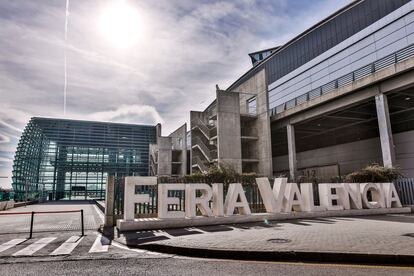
[[256, 178, 287, 213]]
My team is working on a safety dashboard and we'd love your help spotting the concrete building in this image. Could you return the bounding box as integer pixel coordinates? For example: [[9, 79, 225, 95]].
[[191, 0, 414, 181], [149, 124, 187, 177]]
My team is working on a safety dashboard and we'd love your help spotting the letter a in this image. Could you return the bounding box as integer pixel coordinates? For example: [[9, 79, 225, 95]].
[[224, 183, 251, 215]]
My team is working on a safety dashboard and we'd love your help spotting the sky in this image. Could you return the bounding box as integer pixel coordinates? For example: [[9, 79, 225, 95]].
[[0, 0, 350, 189]]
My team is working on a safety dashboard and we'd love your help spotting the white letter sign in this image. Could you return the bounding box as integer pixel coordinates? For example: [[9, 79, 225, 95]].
[[124, 176, 157, 221]]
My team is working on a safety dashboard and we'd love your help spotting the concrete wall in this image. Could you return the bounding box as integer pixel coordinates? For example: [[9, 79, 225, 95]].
[[168, 124, 187, 176], [216, 91, 242, 172], [395, 130, 414, 177], [157, 137, 172, 176], [273, 130, 414, 178], [233, 69, 273, 176]]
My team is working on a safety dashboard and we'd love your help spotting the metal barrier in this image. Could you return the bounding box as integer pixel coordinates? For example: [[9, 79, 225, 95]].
[[395, 178, 414, 206], [271, 43, 414, 116], [0, 209, 84, 238]]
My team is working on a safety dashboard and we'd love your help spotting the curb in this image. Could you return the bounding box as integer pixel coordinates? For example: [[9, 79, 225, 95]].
[[125, 242, 414, 265]]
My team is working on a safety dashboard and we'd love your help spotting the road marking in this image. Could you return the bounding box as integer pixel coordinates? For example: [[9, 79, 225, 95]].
[[111, 239, 166, 256], [50, 236, 84, 256], [188, 227, 209, 234], [153, 230, 174, 239], [0, 239, 27, 253], [13, 237, 56, 256], [89, 234, 110, 253]]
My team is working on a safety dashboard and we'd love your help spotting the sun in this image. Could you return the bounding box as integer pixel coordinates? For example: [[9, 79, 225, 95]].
[[99, 0, 143, 50]]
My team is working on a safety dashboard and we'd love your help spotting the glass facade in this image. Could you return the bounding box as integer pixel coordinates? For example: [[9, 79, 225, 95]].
[[12, 117, 156, 201]]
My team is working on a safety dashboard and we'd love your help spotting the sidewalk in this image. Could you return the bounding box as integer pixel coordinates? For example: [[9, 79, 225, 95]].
[[0, 201, 103, 234], [114, 214, 414, 264]]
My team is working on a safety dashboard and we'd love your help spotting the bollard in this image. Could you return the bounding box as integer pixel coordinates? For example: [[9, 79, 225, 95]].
[[81, 209, 84, 236], [29, 211, 34, 239]]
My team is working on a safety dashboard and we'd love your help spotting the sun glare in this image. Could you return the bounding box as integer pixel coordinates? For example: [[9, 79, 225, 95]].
[[99, 0, 143, 50]]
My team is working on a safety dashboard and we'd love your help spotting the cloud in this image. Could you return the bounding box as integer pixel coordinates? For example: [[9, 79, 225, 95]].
[[0, 157, 13, 163], [83, 104, 165, 125], [0, 0, 351, 188], [0, 133, 11, 144]]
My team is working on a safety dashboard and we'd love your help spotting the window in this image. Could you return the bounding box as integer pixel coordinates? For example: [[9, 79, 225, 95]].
[[247, 97, 257, 115]]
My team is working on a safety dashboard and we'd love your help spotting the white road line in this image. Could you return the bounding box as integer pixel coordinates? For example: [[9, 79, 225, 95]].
[[153, 231, 174, 239], [50, 236, 84, 256], [0, 239, 27, 253], [188, 227, 209, 234], [13, 237, 56, 256], [89, 234, 110, 253], [111, 240, 165, 256]]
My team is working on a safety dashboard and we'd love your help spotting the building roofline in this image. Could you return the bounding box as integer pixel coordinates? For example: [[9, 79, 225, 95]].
[[227, 0, 362, 91], [248, 46, 281, 56], [31, 116, 157, 128], [204, 99, 217, 112]]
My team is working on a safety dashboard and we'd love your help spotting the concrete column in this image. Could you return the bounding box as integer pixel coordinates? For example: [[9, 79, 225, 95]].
[[287, 124, 297, 181], [375, 93, 396, 168], [216, 90, 242, 173], [104, 176, 115, 226], [157, 137, 172, 176]]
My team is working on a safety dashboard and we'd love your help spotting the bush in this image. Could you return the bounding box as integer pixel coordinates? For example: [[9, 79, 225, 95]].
[[159, 166, 258, 185], [345, 164, 401, 183]]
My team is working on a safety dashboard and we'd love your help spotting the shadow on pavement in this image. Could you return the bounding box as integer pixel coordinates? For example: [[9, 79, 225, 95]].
[[116, 218, 348, 247], [355, 214, 414, 224]]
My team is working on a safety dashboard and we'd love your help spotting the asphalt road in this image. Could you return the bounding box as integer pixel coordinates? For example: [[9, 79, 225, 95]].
[[1, 256, 414, 276]]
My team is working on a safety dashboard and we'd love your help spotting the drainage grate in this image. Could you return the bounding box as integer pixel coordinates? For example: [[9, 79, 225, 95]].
[[267, 238, 291, 244]]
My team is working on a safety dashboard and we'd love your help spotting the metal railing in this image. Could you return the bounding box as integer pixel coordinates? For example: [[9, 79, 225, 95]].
[[0, 209, 84, 238], [191, 119, 217, 140], [149, 155, 157, 176], [271, 43, 414, 116], [191, 119, 212, 139], [192, 155, 209, 173], [113, 180, 266, 218], [192, 136, 213, 161], [395, 178, 414, 205]]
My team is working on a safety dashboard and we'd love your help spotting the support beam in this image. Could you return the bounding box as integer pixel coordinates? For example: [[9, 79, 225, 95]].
[[287, 124, 297, 181], [375, 93, 396, 168], [104, 176, 115, 226]]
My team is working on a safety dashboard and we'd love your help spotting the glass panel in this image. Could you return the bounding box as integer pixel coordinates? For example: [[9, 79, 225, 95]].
[[247, 97, 257, 115]]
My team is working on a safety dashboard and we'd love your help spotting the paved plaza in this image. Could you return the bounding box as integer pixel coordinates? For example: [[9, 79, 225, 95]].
[[117, 214, 414, 258], [0, 201, 103, 234]]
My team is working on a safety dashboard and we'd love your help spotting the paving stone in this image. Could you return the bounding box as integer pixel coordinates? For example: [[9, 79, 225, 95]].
[[123, 214, 414, 255]]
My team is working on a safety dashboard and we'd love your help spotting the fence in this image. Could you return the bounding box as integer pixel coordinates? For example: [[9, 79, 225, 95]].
[[108, 177, 414, 223], [394, 178, 414, 206], [0, 209, 84, 238], [271, 43, 414, 116], [110, 176, 266, 221]]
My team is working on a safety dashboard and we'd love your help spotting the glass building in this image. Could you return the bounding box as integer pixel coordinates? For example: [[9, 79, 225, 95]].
[[12, 117, 156, 201]]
